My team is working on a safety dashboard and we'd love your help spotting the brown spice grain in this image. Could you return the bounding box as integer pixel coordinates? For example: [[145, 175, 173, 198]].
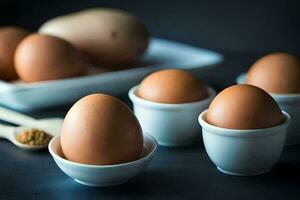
[[16, 128, 52, 146]]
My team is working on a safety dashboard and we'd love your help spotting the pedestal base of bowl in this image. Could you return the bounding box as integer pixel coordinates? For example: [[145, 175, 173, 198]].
[[217, 167, 271, 176], [157, 137, 198, 147], [75, 178, 130, 187]]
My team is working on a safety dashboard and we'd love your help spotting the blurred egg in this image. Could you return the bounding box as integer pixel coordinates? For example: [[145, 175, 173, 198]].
[[0, 26, 30, 81], [39, 8, 149, 68], [206, 84, 283, 129], [246, 53, 300, 94], [137, 69, 208, 103], [14, 34, 87, 82], [60, 93, 143, 165]]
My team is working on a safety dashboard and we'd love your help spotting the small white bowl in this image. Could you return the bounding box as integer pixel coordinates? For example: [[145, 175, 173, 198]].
[[129, 85, 216, 147], [199, 110, 290, 176], [48, 132, 157, 187], [237, 73, 300, 145]]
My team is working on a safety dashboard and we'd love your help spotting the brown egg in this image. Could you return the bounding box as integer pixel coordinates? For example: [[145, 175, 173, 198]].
[[246, 52, 300, 94], [60, 93, 143, 165], [206, 84, 283, 129], [14, 34, 87, 82], [0, 26, 30, 81], [137, 69, 208, 103]]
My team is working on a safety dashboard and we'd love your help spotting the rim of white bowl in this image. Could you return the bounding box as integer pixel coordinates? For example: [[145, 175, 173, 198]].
[[48, 132, 158, 168], [198, 110, 291, 137], [236, 73, 300, 99], [128, 85, 216, 110]]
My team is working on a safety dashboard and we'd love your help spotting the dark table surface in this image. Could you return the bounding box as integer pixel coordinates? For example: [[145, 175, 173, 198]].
[[0, 51, 300, 200]]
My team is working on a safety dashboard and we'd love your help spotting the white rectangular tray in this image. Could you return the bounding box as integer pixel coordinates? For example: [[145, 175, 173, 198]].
[[0, 38, 223, 111]]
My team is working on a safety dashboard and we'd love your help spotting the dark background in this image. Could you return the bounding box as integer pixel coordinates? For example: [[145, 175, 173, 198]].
[[0, 0, 299, 54], [1, 1, 300, 199]]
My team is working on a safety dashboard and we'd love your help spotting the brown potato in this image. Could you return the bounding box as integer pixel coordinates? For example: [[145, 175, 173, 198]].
[[39, 8, 149, 69]]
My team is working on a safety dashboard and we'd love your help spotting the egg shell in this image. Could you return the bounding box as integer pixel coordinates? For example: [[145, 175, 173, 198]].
[[39, 8, 149, 68], [246, 52, 300, 94], [0, 26, 30, 81], [206, 84, 283, 129], [14, 34, 87, 82], [60, 93, 143, 165], [137, 69, 208, 104]]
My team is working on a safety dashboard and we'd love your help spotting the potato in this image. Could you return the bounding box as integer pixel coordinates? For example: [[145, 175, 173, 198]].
[[39, 8, 149, 68]]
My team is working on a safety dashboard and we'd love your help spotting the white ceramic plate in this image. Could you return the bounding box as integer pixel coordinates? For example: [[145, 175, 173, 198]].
[[0, 38, 223, 111], [236, 73, 247, 84]]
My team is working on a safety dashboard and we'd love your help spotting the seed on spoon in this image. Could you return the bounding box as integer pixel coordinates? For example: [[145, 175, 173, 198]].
[[16, 128, 52, 146]]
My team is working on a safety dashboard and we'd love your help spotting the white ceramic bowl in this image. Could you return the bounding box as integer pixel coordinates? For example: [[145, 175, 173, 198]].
[[199, 110, 290, 176], [48, 133, 157, 187], [129, 85, 216, 146], [237, 73, 300, 145]]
